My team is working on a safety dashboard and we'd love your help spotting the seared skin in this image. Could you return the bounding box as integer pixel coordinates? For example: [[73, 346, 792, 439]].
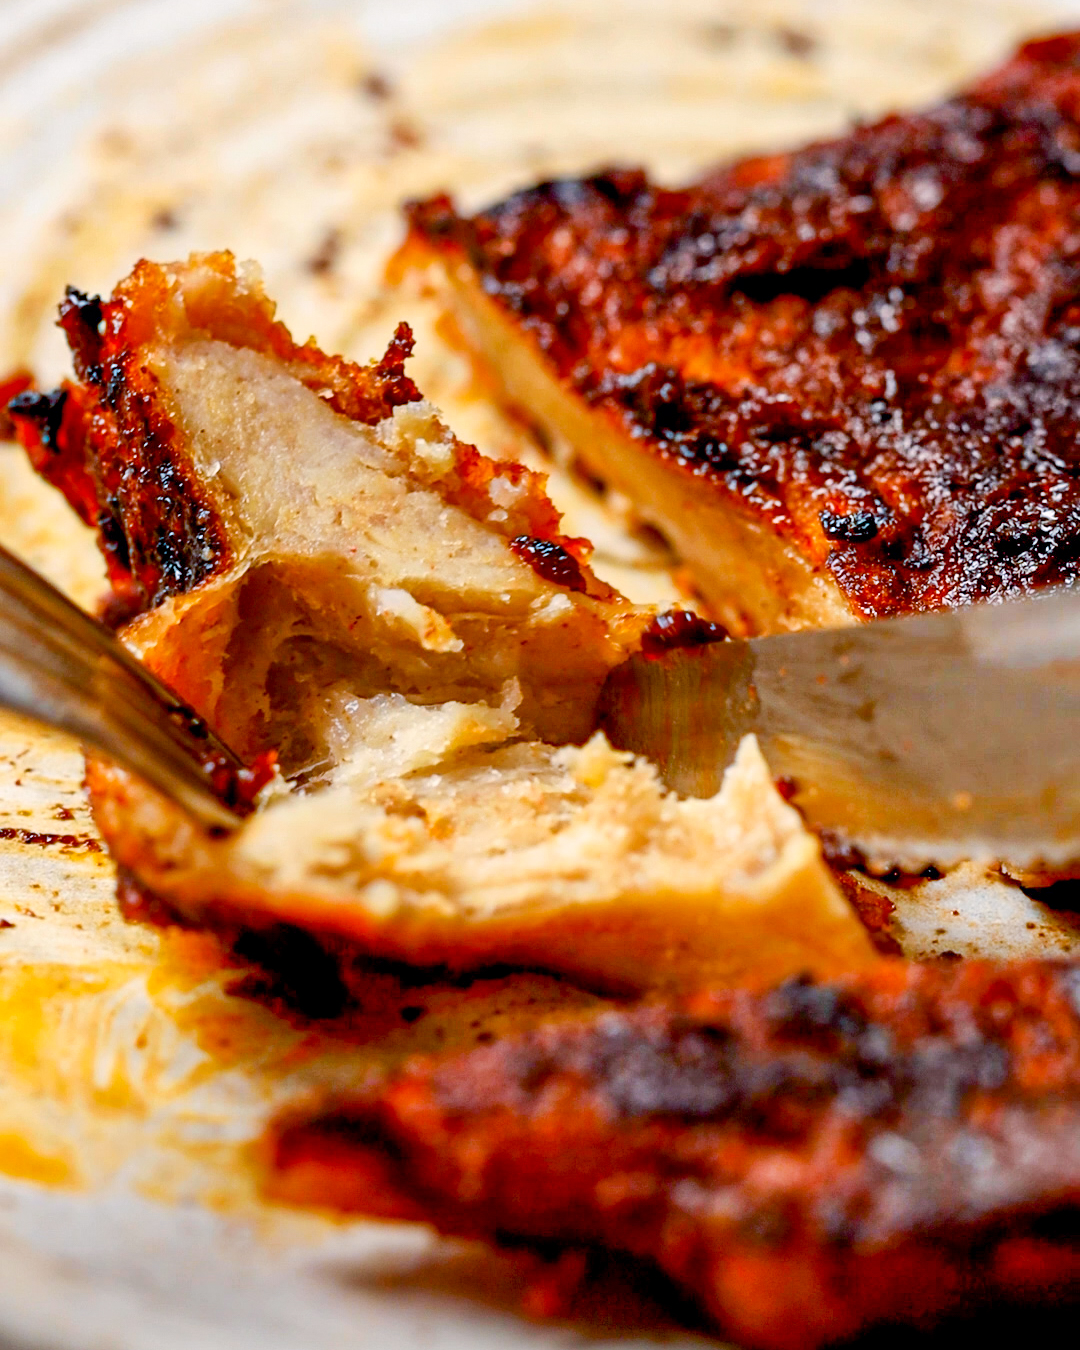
[[271, 960, 1080, 1349], [407, 33, 1080, 618]]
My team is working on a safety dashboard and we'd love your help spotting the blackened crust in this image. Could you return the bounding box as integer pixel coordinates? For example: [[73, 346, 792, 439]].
[[408, 33, 1080, 617], [10, 255, 426, 614], [270, 959, 1080, 1349], [69, 288, 229, 607]]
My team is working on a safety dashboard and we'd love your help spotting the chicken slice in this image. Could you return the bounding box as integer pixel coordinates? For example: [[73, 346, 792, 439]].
[[270, 957, 1080, 1349], [10, 253, 875, 993], [398, 33, 1080, 634]]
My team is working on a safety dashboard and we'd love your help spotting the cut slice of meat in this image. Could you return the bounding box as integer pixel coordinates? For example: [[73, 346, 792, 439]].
[[269, 957, 1080, 1350], [398, 32, 1080, 634], [10, 253, 876, 994]]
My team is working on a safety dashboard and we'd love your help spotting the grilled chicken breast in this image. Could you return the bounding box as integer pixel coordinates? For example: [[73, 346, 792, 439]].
[[400, 32, 1080, 634], [270, 958, 1080, 1350], [9, 253, 874, 993]]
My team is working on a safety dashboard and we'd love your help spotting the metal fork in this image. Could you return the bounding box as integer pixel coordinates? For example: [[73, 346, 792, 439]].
[[0, 542, 244, 830]]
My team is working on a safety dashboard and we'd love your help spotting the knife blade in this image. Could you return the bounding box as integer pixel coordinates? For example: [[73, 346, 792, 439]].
[[597, 588, 1080, 873]]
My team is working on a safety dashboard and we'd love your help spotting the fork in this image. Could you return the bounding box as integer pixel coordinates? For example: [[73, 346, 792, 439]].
[[0, 542, 244, 830]]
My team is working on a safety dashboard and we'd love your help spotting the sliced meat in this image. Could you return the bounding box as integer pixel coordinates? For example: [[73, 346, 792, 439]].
[[8, 253, 874, 994], [271, 958, 1080, 1349], [400, 32, 1080, 632]]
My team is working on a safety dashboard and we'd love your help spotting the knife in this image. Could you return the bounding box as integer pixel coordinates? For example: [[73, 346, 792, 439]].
[[597, 587, 1080, 873]]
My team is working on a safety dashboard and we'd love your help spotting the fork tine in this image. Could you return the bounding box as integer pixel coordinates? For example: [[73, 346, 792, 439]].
[[0, 543, 244, 830], [0, 601, 227, 771], [0, 545, 242, 762]]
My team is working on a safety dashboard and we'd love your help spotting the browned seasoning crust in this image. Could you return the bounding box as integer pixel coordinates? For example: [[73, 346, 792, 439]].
[[404, 32, 1080, 621], [270, 958, 1080, 1350], [7, 256, 597, 615]]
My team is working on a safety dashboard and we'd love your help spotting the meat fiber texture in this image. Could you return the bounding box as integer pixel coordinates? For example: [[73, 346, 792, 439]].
[[10, 252, 875, 995]]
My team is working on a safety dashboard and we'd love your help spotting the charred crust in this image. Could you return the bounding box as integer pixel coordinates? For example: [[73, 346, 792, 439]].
[[7, 387, 67, 450], [639, 609, 728, 656], [371, 321, 423, 410], [409, 33, 1080, 617], [819, 508, 879, 542], [58, 287, 104, 376], [427, 973, 1020, 1137], [88, 345, 230, 607], [416, 960, 1080, 1225], [509, 535, 587, 591], [11, 275, 236, 608], [582, 1016, 737, 1118], [0, 371, 32, 440]]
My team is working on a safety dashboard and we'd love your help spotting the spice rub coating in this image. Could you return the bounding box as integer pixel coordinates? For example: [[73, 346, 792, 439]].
[[271, 959, 1080, 1349], [406, 33, 1080, 622], [8, 260, 580, 614]]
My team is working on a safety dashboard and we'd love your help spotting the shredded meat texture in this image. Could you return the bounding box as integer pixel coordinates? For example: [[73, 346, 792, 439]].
[[404, 32, 1080, 624], [271, 959, 1080, 1350]]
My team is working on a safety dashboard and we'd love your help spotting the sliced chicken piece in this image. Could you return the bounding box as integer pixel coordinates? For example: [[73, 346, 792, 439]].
[[398, 32, 1080, 634], [270, 957, 1080, 1349], [11, 253, 875, 993]]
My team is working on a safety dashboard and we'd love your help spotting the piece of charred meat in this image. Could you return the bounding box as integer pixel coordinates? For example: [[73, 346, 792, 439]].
[[401, 32, 1080, 633], [8, 253, 874, 994], [270, 958, 1080, 1349]]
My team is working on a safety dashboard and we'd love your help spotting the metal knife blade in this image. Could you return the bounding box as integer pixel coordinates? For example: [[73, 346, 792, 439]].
[[597, 588, 1080, 872]]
